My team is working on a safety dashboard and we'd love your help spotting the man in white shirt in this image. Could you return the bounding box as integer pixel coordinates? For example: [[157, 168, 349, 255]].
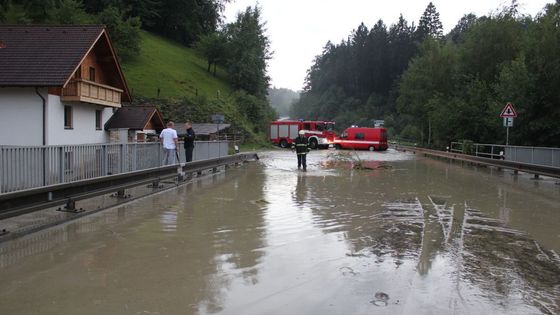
[[160, 121, 178, 165]]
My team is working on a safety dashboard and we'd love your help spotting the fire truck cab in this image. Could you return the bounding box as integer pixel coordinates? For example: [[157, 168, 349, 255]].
[[333, 127, 388, 151], [269, 120, 336, 149]]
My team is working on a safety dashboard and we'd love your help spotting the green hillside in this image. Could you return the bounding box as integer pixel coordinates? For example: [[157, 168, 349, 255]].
[[121, 31, 232, 99]]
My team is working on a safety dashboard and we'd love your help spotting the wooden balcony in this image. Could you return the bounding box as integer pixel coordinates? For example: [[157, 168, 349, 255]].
[[62, 79, 123, 108]]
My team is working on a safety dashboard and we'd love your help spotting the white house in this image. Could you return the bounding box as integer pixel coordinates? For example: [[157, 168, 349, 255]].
[[0, 25, 132, 146]]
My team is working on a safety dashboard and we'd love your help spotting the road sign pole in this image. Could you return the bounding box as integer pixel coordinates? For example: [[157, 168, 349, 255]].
[[500, 104, 517, 146]]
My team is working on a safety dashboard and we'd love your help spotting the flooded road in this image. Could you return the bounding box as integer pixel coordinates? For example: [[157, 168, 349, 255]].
[[1, 149, 559, 314]]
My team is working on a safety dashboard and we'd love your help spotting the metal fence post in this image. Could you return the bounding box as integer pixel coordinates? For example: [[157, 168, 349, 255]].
[[40, 147, 45, 186], [120, 144, 125, 173], [58, 146, 64, 183], [0, 148, 3, 193], [134, 143, 138, 171], [158, 144, 162, 167], [102, 145, 108, 175]]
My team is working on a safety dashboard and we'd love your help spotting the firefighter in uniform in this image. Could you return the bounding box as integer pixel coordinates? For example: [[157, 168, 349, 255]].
[[292, 130, 310, 171]]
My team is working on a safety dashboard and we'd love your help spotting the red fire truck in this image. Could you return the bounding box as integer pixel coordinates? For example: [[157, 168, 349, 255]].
[[269, 120, 336, 149], [333, 127, 388, 151]]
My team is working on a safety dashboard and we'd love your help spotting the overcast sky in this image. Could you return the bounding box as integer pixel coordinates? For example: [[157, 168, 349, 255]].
[[224, 0, 551, 91]]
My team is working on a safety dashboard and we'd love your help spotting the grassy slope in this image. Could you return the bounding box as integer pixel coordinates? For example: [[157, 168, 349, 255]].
[[121, 31, 272, 146], [121, 31, 231, 99]]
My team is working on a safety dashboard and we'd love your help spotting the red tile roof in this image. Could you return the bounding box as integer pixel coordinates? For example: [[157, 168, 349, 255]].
[[0, 25, 106, 87]]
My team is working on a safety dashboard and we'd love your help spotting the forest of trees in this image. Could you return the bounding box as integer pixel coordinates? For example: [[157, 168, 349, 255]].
[[292, 1, 560, 148], [1, 0, 232, 60], [2, 0, 229, 43]]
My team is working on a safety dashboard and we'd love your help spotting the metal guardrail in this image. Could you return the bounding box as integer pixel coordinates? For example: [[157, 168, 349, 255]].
[[506, 145, 560, 168], [0, 152, 258, 220], [450, 142, 560, 168], [0, 141, 229, 194], [396, 145, 560, 179], [450, 142, 505, 159]]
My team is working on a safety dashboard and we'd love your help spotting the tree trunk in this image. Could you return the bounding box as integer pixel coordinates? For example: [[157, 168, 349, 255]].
[[207, 61, 211, 72]]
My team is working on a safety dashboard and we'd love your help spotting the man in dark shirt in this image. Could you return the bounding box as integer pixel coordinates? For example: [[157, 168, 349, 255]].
[[184, 122, 195, 162], [292, 130, 310, 171]]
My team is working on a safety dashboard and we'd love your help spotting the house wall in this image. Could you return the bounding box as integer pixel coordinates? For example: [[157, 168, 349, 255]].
[[0, 87, 44, 146], [145, 120, 155, 130], [46, 94, 113, 145], [78, 50, 108, 84]]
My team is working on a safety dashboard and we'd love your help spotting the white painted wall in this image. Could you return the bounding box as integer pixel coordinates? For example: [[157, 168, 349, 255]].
[[0, 88, 115, 146], [0, 87, 44, 146], [46, 95, 113, 145]]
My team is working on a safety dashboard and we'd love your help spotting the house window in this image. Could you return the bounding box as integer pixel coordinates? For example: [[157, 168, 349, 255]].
[[89, 66, 95, 82], [64, 106, 73, 129], [95, 110, 102, 130]]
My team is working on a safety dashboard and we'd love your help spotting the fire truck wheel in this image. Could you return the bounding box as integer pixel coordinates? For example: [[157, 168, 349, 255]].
[[279, 139, 288, 148], [368, 146, 375, 151], [309, 138, 318, 150], [335, 144, 342, 150]]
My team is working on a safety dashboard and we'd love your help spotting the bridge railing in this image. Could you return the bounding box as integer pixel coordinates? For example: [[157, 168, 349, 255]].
[[0, 141, 229, 194], [450, 142, 560, 168]]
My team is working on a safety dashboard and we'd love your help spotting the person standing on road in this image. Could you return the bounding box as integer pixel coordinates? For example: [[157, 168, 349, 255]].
[[292, 130, 310, 171], [184, 121, 196, 162], [160, 121, 178, 165]]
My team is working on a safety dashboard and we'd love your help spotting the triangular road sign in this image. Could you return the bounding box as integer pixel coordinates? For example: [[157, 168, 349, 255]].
[[500, 103, 517, 118]]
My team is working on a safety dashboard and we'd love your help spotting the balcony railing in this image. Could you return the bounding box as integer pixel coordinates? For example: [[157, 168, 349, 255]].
[[62, 79, 123, 108]]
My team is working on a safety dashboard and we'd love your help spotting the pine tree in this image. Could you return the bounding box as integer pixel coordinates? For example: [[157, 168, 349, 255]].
[[417, 2, 444, 41], [448, 13, 477, 44], [388, 15, 417, 81], [225, 6, 271, 99]]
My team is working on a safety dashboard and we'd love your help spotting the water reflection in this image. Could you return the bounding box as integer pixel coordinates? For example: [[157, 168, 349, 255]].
[[460, 203, 560, 314], [160, 209, 178, 232], [0, 167, 269, 315], [293, 174, 307, 206], [266, 150, 560, 313]]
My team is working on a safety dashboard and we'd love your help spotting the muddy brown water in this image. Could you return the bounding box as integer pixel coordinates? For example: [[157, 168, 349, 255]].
[[1, 149, 559, 314]]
